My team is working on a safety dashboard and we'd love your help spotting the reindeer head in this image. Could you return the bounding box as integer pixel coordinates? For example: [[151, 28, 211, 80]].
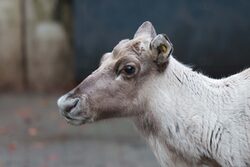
[[57, 21, 173, 125]]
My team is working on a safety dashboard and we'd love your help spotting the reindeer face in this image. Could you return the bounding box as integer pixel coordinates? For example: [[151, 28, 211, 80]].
[[57, 21, 173, 125]]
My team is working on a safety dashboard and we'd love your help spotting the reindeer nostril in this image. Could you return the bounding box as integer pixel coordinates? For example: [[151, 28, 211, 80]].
[[64, 98, 80, 113]]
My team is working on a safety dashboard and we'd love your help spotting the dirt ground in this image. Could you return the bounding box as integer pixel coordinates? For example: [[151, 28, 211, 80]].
[[0, 94, 159, 167]]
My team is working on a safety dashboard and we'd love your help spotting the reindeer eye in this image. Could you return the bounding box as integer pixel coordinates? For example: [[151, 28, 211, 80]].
[[116, 61, 139, 78], [123, 65, 136, 75]]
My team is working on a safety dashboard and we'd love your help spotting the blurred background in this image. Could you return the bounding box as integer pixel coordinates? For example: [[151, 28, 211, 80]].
[[0, 0, 250, 167]]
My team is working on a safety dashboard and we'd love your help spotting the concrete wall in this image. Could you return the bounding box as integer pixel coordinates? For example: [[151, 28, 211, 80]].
[[0, 0, 74, 92], [0, 0, 23, 91], [25, 0, 74, 92]]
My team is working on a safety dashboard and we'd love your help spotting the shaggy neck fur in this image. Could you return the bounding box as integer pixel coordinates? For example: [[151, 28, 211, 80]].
[[135, 56, 250, 167]]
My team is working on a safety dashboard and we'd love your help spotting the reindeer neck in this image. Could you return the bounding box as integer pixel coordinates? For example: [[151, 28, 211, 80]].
[[134, 56, 223, 165]]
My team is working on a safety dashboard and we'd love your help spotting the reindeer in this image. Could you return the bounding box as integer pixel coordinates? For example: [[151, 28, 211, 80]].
[[57, 21, 250, 167]]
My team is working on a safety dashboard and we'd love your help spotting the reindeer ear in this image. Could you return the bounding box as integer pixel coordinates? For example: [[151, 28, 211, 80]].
[[134, 21, 157, 39], [150, 34, 173, 66]]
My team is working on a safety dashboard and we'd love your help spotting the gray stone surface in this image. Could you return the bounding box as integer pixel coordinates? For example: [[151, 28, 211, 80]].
[[0, 94, 159, 167]]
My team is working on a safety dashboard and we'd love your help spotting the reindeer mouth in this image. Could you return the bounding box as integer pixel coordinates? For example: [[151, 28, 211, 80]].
[[65, 117, 86, 125], [62, 113, 92, 125], [60, 110, 93, 126]]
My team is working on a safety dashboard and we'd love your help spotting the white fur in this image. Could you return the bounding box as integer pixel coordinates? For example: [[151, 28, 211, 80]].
[[136, 56, 250, 167]]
